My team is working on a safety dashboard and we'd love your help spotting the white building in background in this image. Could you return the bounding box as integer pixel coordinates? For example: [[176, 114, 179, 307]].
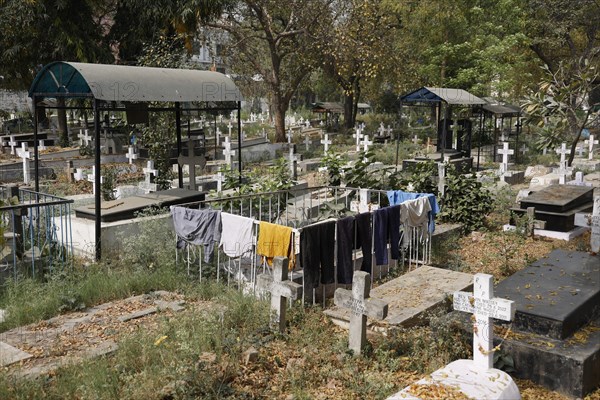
[[191, 29, 229, 74]]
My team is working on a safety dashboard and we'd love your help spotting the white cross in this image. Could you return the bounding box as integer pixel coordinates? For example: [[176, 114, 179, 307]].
[[353, 127, 363, 152], [438, 162, 446, 198], [412, 134, 419, 145], [304, 135, 311, 151], [78, 129, 92, 146], [262, 127, 267, 138], [87, 166, 103, 195], [257, 257, 302, 333], [126, 146, 138, 164], [240, 120, 245, 142], [361, 134, 373, 152], [218, 114, 223, 123], [305, 119, 310, 129], [286, 129, 293, 145], [215, 127, 221, 146], [386, 125, 392, 137], [16, 143, 31, 184], [519, 144, 528, 156], [140, 160, 158, 193], [585, 135, 598, 160], [576, 145, 584, 158], [74, 168, 85, 181], [450, 120, 460, 148], [555, 142, 570, 170], [8, 135, 18, 155], [498, 142, 514, 174], [320, 134, 332, 155], [499, 131, 509, 142], [213, 170, 224, 193], [223, 136, 236, 167], [574, 196, 600, 253], [178, 139, 206, 191], [378, 122, 386, 137], [38, 139, 47, 151], [260, 114, 265, 124], [453, 273, 516, 369], [334, 271, 388, 355], [227, 120, 233, 137]]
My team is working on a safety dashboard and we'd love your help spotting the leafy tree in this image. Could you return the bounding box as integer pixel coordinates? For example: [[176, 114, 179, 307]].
[[319, 0, 400, 129], [207, 0, 332, 142]]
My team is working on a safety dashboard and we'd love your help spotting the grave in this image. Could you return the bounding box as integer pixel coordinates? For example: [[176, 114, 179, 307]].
[[387, 273, 520, 400], [509, 184, 594, 237], [257, 257, 302, 333], [488, 249, 600, 398], [333, 271, 389, 355], [325, 266, 473, 331], [403, 150, 473, 173]]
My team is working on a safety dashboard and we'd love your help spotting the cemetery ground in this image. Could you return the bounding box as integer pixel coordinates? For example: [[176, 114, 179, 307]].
[[0, 185, 598, 400]]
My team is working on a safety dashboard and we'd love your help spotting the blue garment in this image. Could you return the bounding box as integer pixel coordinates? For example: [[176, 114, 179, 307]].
[[373, 206, 401, 265], [386, 190, 439, 232]]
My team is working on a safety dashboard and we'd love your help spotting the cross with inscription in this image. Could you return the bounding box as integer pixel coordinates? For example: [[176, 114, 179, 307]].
[[498, 141, 514, 174], [178, 139, 206, 191], [257, 257, 302, 333], [585, 135, 598, 160], [353, 127, 363, 152], [555, 142, 570, 170], [16, 143, 31, 184], [453, 273, 516, 369], [334, 271, 389, 355], [321, 133, 332, 155], [222, 136, 236, 168]]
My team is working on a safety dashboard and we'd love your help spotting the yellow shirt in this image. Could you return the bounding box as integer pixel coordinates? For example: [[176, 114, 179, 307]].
[[256, 221, 295, 269]]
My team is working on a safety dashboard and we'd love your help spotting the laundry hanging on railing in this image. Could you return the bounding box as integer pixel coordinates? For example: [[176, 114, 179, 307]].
[[219, 212, 254, 258], [171, 206, 221, 262], [256, 221, 294, 268], [335, 212, 373, 280], [299, 220, 335, 290], [373, 205, 401, 266], [386, 190, 439, 232]]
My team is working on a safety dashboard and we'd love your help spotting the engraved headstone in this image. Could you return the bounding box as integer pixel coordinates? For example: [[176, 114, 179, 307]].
[[257, 257, 302, 333], [333, 271, 388, 355]]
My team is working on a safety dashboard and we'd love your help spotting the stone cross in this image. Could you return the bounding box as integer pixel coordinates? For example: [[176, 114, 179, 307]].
[[8, 135, 18, 155], [87, 166, 103, 195], [16, 143, 31, 184], [555, 142, 570, 170], [519, 144, 528, 156], [262, 128, 267, 138], [361, 135, 373, 153], [321, 133, 332, 155], [218, 114, 223, 123], [240, 120, 245, 142], [386, 125, 392, 137], [378, 122, 386, 137], [257, 257, 302, 333], [450, 120, 460, 149], [438, 162, 446, 198], [585, 135, 598, 160], [575, 196, 600, 253], [65, 160, 74, 183], [453, 273, 516, 369], [223, 136, 236, 167], [412, 134, 419, 145], [286, 128, 293, 145], [78, 129, 92, 146], [260, 114, 265, 124], [305, 119, 311, 129], [334, 271, 388, 355], [353, 127, 363, 152], [126, 146, 138, 164], [140, 160, 158, 193], [304, 135, 311, 151], [227, 120, 233, 137], [178, 139, 206, 191], [576, 145, 584, 158], [74, 168, 85, 181], [287, 146, 299, 178], [499, 132, 508, 142], [215, 127, 221, 146], [213, 170, 224, 193], [38, 139, 47, 151], [498, 142, 514, 174]]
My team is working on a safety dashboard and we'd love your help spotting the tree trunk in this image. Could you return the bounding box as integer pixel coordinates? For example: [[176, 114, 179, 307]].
[[568, 108, 592, 166], [272, 93, 287, 142], [57, 98, 69, 147], [352, 80, 361, 127], [344, 91, 354, 129]]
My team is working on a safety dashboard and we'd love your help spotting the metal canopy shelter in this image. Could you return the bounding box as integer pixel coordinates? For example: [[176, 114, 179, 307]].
[[28, 61, 243, 260], [397, 86, 486, 165], [479, 102, 523, 168]]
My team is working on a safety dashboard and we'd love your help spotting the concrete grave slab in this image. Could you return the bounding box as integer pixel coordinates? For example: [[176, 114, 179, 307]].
[[325, 266, 473, 331], [0, 341, 33, 367]]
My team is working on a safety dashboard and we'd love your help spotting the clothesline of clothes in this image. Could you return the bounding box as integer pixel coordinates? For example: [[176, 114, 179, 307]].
[[170, 190, 439, 287]]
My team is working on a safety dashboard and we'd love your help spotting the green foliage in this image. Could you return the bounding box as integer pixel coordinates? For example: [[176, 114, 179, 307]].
[[320, 152, 347, 186], [439, 165, 493, 232], [100, 166, 117, 201], [389, 160, 437, 195]]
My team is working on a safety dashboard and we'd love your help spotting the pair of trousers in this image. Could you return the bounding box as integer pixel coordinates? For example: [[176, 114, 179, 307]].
[[374, 205, 401, 265], [300, 221, 335, 289], [336, 212, 372, 284]]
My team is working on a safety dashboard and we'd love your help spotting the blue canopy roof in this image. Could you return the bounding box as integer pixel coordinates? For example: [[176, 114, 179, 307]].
[[401, 87, 485, 105]]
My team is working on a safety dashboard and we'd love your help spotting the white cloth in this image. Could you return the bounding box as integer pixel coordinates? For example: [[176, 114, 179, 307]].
[[219, 212, 255, 258], [400, 197, 432, 247]]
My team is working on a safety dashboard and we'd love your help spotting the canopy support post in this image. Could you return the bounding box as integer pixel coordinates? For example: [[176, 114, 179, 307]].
[[176, 103, 183, 188]]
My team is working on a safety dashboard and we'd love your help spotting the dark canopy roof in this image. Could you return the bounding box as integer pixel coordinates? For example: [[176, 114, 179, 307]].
[[401, 87, 485, 105], [312, 102, 344, 113], [28, 61, 242, 102], [481, 103, 521, 117]]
